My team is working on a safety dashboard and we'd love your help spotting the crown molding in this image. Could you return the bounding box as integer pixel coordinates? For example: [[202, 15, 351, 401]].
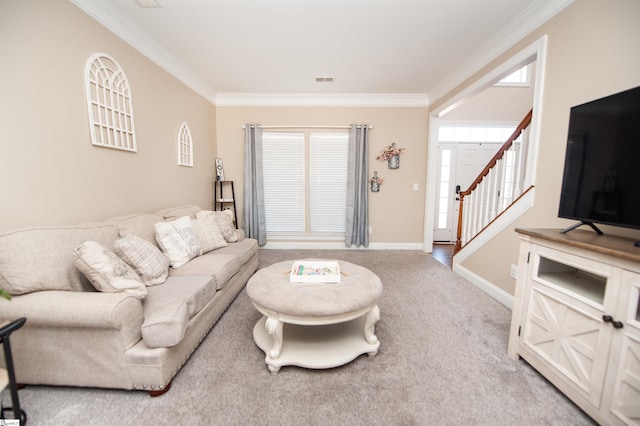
[[214, 93, 429, 107], [70, 0, 216, 103], [428, 0, 574, 103]]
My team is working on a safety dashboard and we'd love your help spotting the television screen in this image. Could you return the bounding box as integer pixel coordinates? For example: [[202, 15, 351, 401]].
[[558, 85, 640, 232]]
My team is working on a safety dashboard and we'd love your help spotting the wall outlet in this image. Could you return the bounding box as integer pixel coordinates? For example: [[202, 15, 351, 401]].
[[368, 226, 373, 234], [413, 183, 419, 191], [510, 264, 518, 279]]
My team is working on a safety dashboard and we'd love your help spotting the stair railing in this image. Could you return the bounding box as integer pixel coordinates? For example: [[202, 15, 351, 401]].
[[455, 109, 533, 253]]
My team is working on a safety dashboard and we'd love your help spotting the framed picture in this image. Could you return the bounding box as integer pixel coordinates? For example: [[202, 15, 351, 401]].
[[215, 158, 225, 181]]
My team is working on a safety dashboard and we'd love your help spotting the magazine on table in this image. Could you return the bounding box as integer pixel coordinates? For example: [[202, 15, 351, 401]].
[[290, 260, 341, 283]]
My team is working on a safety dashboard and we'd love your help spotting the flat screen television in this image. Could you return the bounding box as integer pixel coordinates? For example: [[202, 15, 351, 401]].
[[558, 85, 640, 234]]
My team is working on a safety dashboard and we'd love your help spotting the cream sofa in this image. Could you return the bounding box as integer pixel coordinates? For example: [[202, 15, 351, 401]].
[[0, 205, 258, 395]]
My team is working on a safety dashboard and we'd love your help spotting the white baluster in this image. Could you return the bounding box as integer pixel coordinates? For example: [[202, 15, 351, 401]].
[[476, 183, 483, 235], [481, 178, 489, 227], [499, 156, 509, 212], [490, 165, 499, 221], [464, 193, 472, 244], [515, 129, 528, 197], [470, 188, 476, 238]]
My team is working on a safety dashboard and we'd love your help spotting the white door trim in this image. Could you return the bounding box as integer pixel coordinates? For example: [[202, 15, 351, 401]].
[[423, 35, 548, 253]]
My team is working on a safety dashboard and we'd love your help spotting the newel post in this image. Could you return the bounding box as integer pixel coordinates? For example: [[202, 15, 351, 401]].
[[455, 194, 465, 254]]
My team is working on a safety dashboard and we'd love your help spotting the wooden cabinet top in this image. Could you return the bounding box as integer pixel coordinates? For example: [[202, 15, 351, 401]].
[[516, 228, 640, 264]]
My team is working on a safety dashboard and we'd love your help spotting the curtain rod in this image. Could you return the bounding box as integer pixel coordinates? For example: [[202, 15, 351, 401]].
[[242, 124, 373, 130]]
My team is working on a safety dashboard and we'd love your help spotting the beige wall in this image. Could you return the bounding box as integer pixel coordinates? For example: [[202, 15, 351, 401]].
[[440, 0, 640, 295], [442, 64, 535, 122], [3, 0, 638, 290], [216, 106, 428, 243], [0, 0, 217, 231]]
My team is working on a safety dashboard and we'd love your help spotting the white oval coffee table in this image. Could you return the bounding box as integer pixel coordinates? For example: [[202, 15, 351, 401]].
[[246, 259, 382, 373]]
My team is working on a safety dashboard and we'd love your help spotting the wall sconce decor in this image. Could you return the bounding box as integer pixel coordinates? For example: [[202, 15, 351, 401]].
[[376, 143, 405, 169], [370, 171, 384, 192]]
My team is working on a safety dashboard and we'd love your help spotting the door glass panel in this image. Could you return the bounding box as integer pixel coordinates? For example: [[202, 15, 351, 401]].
[[437, 149, 452, 229]]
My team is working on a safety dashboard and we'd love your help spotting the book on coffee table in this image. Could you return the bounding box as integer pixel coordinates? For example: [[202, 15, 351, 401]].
[[290, 261, 341, 283]]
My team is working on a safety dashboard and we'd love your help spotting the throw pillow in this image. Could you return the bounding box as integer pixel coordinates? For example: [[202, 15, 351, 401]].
[[195, 210, 238, 242], [113, 234, 170, 286], [191, 216, 228, 254], [72, 240, 147, 299], [154, 216, 201, 268]]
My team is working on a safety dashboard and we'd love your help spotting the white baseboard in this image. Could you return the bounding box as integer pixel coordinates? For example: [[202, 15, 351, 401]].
[[449, 188, 534, 310], [261, 241, 424, 250], [453, 262, 514, 309]]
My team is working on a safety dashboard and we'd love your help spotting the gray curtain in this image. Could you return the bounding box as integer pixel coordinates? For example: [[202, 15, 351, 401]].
[[345, 124, 369, 247], [243, 124, 267, 246]]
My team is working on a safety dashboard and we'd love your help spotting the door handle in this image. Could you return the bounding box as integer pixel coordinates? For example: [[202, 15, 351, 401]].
[[455, 184, 461, 194], [603, 315, 624, 329]]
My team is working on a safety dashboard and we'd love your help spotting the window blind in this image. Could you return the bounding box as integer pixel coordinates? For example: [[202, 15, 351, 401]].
[[262, 132, 305, 232], [310, 132, 348, 232]]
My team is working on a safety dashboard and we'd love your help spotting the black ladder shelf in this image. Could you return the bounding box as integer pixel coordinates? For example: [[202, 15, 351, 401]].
[[213, 180, 237, 224]]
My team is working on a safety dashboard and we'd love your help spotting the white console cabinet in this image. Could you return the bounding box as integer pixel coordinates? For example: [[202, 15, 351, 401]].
[[509, 229, 640, 425]]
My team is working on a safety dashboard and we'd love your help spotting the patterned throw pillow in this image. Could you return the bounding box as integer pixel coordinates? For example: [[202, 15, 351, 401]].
[[191, 216, 228, 254], [154, 216, 201, 268], [195, 210, 238, 242], [72, 240, 147, 299], [114, 234, 169, 285]]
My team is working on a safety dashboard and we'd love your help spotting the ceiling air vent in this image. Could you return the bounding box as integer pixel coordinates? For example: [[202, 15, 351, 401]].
[[315, 76, 334, 82]]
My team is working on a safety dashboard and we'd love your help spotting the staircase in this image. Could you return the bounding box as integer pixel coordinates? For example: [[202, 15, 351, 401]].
[[454, 109, 533, 253]]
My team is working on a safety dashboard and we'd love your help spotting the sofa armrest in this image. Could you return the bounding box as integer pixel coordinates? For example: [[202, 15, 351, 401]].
[[0, 291, 144, 331]]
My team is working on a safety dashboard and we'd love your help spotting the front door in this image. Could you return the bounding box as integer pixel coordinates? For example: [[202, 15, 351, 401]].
[[433, 142, 502, 242]]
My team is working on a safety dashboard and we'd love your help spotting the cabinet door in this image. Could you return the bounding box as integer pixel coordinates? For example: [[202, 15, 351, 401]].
[[520, 246, 617, 408], [607, 270, 640, 426]]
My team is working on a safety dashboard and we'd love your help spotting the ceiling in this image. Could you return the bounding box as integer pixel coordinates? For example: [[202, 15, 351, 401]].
[[71, 0, 571, 105]]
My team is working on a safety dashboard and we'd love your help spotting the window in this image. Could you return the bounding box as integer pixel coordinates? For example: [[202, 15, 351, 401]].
[[439, 125, 516, 142], [437, 148, 452, 229], [85, 53, 137, 151], [495, 65, 530, 87], [177, 122, 193, 167], [262, 131, 349, 236]]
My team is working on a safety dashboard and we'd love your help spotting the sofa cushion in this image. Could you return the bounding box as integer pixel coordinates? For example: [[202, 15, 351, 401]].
[[110, 213, 164, 248], [0, 223, 118, 295], [169, 253, 242, 290], [156, 205, 202, 220], [154, 217, 201, 268], [196, 210, 238, 242], [113, 234, 169, 286], [72, 240, 147, 299], [192, 215, 228, 254], [141, 275, 216, 348], [214, 238, 258, 266]]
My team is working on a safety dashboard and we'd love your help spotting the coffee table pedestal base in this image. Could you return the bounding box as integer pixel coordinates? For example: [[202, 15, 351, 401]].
[[253, 312, 380, 373]]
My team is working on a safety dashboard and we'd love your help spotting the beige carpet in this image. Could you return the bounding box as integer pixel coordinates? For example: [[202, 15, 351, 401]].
[[16, 249, 595, 425]]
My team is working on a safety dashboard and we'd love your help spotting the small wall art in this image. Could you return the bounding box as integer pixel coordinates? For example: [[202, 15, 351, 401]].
[[376, 143, 405, 169], [370, 171, 384, 192], [215, 158, 225, 181]]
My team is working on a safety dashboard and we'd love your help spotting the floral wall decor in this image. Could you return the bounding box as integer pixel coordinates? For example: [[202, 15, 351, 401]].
[[370, 171, 384, 192], [376, 143, 405, 169]]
